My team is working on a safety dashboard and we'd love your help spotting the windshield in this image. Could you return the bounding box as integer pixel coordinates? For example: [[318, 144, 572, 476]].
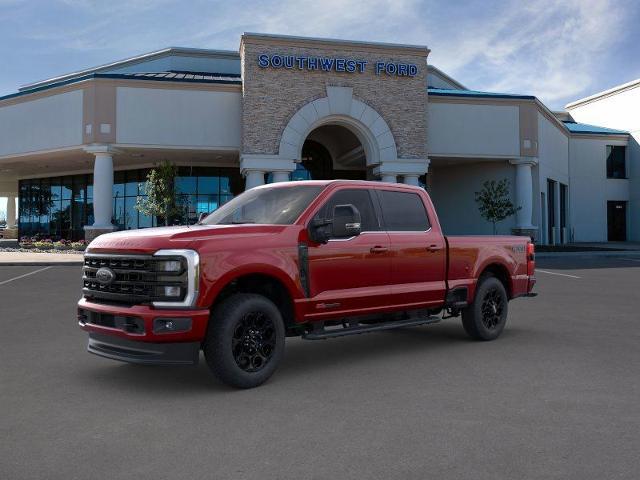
[[201, 185, 323, 225]]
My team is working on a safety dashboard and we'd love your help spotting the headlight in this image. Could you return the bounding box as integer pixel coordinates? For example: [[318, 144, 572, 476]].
[[152, 249, 200, 308], [158, 259, 183, 273]]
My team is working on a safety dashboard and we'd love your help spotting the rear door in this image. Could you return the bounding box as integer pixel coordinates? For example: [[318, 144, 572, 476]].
[[305, 187, 392, 317], [376, 189, 446, 308]]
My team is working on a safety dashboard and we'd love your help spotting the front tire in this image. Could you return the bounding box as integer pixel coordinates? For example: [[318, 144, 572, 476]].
[[204, 293, 285, 388], [462, 276, 508, 341]]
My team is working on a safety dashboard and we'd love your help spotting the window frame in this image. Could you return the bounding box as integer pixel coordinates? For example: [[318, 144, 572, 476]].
[[374, 189, 431, 233], [606, 145, 627, 179]]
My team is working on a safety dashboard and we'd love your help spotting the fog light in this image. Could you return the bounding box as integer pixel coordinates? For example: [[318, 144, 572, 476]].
[[153, 317, 192, 334], [163, 286, 181, 297], [159, 260, 182, 272]]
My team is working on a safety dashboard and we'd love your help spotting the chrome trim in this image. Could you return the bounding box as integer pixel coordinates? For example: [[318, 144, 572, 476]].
[[327, 231, 377, 242], [152, 249, 200, 309], [84, 252, 152, 259], [386, 227, 432, 234]]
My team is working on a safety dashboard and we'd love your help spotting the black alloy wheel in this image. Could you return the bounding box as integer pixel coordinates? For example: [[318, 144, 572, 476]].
[[480, 287, 505, 330], [204, 293, 285, 389], [461, 275, 508, 341], [232, 311, 276, 372]]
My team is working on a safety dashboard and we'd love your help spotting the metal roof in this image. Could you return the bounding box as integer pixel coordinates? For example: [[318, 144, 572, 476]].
[[562, 121, 628, 135], [121, 71, 241, 82], [19, 47, 240, 92], [428, 87, 535, 100], [0, 71, 241, 103]]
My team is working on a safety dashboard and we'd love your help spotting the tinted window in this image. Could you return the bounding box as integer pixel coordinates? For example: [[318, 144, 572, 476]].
[[607, 145, 626, 179], [378, 190, 430, 231], [316, 189, 379, 231], [203, 185, 322, 225]]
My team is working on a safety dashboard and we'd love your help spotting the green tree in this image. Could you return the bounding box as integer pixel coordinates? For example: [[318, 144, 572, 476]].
[[474, 179, 520, 235], [135, 161, 183, 226]]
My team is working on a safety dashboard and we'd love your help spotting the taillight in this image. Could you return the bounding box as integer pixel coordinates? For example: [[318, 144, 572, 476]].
[[527, 242, 535, 276]]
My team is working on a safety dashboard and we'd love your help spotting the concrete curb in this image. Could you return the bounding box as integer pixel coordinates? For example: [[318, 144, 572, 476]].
[[537, 251, 640, 258], [0, 261, 83, 266]]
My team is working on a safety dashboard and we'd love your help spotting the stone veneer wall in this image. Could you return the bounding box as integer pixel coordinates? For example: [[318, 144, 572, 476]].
[[240, 37, 428, 160]]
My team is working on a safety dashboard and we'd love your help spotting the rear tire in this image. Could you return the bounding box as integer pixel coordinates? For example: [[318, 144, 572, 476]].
[[204, 293, 285, 388], [462, 276, 508, 341]]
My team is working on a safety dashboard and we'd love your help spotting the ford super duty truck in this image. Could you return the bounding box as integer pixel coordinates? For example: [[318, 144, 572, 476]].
[[78, 180, 536, 388]]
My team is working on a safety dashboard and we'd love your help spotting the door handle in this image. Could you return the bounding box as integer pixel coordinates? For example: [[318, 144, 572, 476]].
[[370, 246, 389, 254], [427, 244, 442, 252]]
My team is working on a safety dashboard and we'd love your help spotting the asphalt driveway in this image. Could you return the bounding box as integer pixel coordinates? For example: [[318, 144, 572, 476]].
[[0, 257, 639, 479]]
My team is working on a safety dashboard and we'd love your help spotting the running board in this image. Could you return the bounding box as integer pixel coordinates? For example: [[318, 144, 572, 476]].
[[302, 316, 441, 340]]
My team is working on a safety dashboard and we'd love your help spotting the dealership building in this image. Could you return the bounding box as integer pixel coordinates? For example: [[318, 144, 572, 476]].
[[0, 33, 637, 243]]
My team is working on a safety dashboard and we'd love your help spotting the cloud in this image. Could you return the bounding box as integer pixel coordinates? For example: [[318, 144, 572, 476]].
[[1, 0, 637, 108], [426, 0, 634, 107]]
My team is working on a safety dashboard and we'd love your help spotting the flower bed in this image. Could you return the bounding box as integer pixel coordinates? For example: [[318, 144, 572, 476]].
[[17, 237, 87, 253]]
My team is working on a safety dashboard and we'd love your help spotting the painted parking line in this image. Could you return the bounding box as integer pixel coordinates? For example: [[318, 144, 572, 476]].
[[536, 269, 581, 279], [0, 266, 52, 286]]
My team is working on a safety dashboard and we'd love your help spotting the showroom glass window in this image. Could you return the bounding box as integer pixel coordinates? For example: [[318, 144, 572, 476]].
[[18, 166, 241, 240], [606, 146, 626, 179]]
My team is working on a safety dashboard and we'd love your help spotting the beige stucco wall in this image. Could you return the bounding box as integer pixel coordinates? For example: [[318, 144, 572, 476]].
[[0, 90, 83, 156], [116, 86, 242, 148], [427, 101, 520, 157], [240, 36, 428, 160]]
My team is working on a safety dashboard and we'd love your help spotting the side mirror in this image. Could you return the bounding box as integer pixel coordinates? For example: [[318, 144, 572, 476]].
[[197, 212, 208, 224], [331, 204, 361, 238], [308, 218, 332, 244]]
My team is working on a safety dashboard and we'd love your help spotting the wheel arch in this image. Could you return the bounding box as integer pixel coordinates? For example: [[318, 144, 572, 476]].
[[205, 268, 299, 332], [476, 262, 513, 299]]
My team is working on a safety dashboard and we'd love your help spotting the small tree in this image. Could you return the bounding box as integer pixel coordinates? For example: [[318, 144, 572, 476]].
[[474, 179, 520, 234], [136, 161, 183, 226]]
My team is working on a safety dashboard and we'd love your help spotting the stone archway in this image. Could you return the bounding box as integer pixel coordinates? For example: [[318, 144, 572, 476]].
[[278, 86, 398, 167], [240, 85, 430, 188]]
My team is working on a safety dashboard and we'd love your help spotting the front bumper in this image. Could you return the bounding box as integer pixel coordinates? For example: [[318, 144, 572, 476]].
[[88, 332, 199, 365], [78, 298, 211, 364]]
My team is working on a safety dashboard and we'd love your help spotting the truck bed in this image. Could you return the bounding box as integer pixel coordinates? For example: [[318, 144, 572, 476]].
[[445, 235, 532, 301]]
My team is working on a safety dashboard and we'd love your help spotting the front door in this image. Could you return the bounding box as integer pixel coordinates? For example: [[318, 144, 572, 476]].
[[376, 189, 447, 308], [305, 187, 392, 319], [607, 201, 627, 241]]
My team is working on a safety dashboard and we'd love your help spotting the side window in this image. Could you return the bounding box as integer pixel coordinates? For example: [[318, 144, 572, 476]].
[[378, 190, 430, 231], [315, 189, 380, 231]]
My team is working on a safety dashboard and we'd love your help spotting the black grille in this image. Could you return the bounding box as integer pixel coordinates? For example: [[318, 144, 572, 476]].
[[78, 308, 145, 334], [83, 254, 186, 306]]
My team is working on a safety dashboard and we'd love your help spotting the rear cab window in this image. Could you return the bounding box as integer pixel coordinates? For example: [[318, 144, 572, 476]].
[[315, 188, 380, 231], [377, 190, 430, 231]]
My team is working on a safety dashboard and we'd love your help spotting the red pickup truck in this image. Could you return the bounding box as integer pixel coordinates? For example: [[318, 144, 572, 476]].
[[78, 180, 536, 388]]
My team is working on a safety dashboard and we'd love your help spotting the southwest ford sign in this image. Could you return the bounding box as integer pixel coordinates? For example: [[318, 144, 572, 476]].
[[257, 54, 418, 77]]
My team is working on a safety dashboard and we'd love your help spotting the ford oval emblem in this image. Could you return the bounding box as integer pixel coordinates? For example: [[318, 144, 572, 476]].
[[95, 267, 116, 285]]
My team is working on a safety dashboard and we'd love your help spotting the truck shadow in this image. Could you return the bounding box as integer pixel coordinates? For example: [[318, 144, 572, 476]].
[[278, 322, 530, 378], [80, 321, 532, 393]]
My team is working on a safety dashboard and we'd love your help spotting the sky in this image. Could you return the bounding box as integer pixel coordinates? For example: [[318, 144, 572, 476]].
[[1, 0, 640, 215], [1, 0, 639, 108]]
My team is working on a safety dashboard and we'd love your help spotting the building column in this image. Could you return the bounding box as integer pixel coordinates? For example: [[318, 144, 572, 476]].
[[244, 170, 265, 189], [402, 174, 421, 186], [381, 174, 397, 183], [6, 195, 16, 229], [374, 159, 429, 186], [240, 154, 295, 191], [271, 171, 290, 183], [509, 157, 538, 239], [84, 145, 117, 241]]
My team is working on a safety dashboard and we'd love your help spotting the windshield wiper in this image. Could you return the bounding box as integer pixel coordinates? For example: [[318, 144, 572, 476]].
[[230, 220, 256, 224]]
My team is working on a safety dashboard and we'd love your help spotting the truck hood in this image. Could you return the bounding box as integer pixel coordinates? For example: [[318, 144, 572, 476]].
[[87, 224, 288, 254]]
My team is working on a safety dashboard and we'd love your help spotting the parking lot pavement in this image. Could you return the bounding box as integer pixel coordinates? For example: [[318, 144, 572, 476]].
[[1, 258, 639, 480]]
